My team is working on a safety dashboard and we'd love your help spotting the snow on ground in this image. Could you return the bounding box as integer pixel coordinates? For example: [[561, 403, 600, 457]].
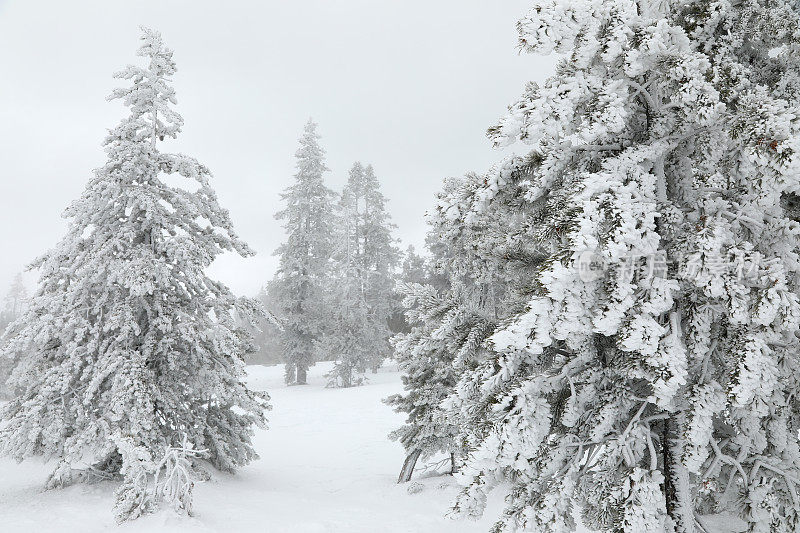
[[0, 362, 500, 532]]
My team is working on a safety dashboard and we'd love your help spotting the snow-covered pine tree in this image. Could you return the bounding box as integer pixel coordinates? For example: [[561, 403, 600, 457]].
[[400, 245, 428, 285], [0, 273, 28, 397], [318, 229, 372, 388], [272, 119, 337, 385], [388, 244, 431, 334], [0, 28, 269, 521], [3, 273, 28, 322], [447, 1, 800, 531], [324, 162, 399, 386], [323, 163, 373, 387], [247, 283, 285, 365], [386, 166, 539, 483], [386, 281, 495, 482], [361, 164, 400, 372]]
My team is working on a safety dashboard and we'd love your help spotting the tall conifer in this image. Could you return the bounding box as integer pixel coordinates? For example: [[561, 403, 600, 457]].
[[272, 119, 337, 385], [0, 29, 268, 521]]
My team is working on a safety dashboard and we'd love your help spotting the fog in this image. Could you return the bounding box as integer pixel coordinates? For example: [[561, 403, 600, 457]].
[[0, 0, 554, 296]]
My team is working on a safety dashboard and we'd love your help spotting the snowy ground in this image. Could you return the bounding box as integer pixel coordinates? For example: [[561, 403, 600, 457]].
[[0, 362, 501, 532]]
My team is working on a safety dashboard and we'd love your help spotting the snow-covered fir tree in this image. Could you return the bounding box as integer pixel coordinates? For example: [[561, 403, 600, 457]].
[[0, 273, 28, 342], [324, 162, 399, 386], [400, 245, 429, 285], [0, 273, 28, 397], [388, 244, 432, 334], [317, 216, 373, 388], [272, 119, 337, 385], [386, 281, 495, 482], [247, 283, 285, 365], [443, 1, 800, 531], [0, 28, 269, 521], [386, 169, 532, 483], [360, 164, 401, 372], [3, 272, 28, 323]]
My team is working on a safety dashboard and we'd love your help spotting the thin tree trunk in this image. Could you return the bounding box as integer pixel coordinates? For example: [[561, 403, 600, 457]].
[[398, 449, 422, 483], [663, 415, 693, 532], [663, 418, 676, 516], [450, 453, 458, 475], [296, 365, 307, 385], [662, 312, 693, 532]]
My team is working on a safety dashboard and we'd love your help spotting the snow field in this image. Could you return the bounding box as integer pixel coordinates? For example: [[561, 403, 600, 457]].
[[0, 362, 499, 532]]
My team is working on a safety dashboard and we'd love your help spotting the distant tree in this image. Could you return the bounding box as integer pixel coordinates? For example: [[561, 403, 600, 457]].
[[3, 272, 27, 321], [325, 163, 399, 386], [317, 205, 373, 387], [0, 29, 268, 522], [360, 164, 401, 372], [0, 273, 29, 397], [272, 119, 337, 385], [388, 244, 431, 334], [399, 245, 428, 285], [246, 283, 285, 366], [0, 273, 28, 336]]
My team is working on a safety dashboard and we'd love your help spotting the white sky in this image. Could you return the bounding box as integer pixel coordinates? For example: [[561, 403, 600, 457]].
[[0, 0, 554, 297]]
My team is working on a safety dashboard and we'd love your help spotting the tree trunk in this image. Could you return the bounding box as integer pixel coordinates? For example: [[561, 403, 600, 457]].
[[296, 365, 307, 385], [450, 453, 458, 475], [398, 449, 422, 483], [663, 418, 676, 515], [663, 415, 693, 532]]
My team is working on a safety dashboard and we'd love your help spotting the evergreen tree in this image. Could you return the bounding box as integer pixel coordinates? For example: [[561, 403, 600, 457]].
[[386, 281, 495, 482], [0, 273, 28, 397], [361, 165, 400, 373], [0, 28, 268, 521], [247, 283, 285, 366], [318, 204, 373, 388], [387, 165, 538, 484], [0, 273, 28, 338], [324, 163, 399, 386], [400, 245, 428, 285], [272, 119, 336, 385], [388, 244, 431, 334], [3, 272, 28, 322], [361, 164, 400, 372], [446, 2, 800, 532]]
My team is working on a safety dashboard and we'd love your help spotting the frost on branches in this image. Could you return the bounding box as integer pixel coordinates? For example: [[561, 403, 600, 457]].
[[0, 28, 269, 521], [444, 1, 800, 532], [272, 119, 337, 385], [387, 164, 543, 482], [386, 280, 498, 482], [0, 273, 29, 398]]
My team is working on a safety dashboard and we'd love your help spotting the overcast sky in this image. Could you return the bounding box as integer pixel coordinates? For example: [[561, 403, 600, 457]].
[[0, 0, 554, 297]]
